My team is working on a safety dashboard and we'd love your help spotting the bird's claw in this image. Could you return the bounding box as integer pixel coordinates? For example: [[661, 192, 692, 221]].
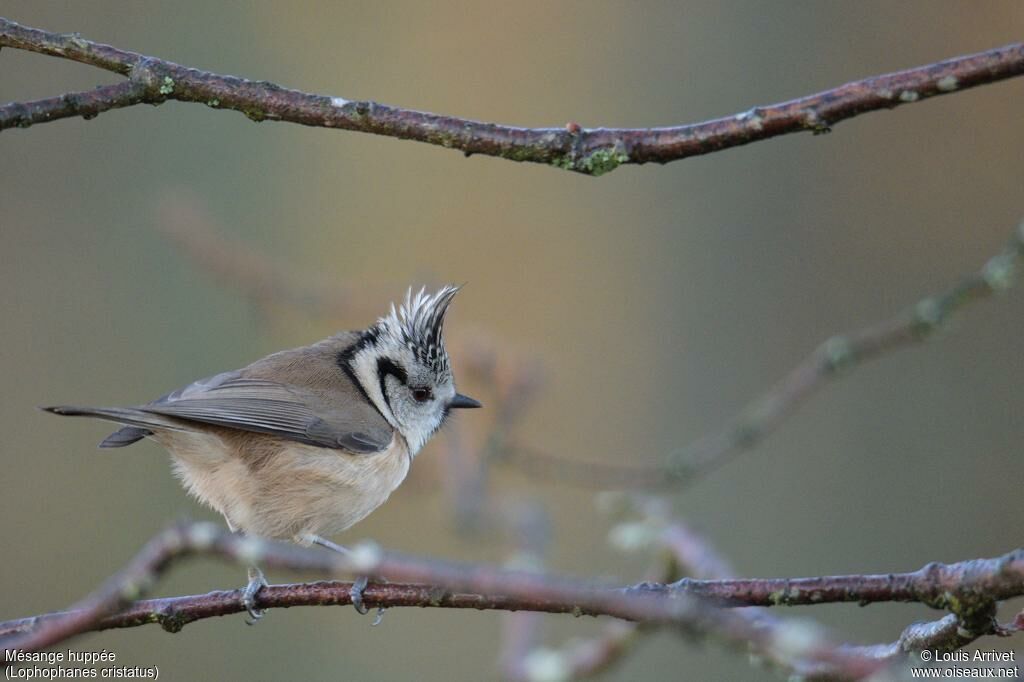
[[307, 538, 386, 623], [350, 575, 370, 615], [243, 567, 269, 625], [350, 575, 387, 624]]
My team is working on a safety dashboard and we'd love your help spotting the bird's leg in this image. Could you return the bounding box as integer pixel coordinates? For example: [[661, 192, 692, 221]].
[[310, 535, 352, 556], [308, 534, 386, 623], [225, 518, 268, 624]]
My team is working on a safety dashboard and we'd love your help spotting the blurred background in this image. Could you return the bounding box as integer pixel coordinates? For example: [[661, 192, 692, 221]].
[[2, 2, 1023, 679]]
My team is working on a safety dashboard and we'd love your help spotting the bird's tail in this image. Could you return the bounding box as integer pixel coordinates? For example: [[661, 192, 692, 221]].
[[40, 405, 188, 448]]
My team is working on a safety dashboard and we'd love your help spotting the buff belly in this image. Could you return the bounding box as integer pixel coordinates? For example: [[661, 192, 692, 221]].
[[155, 428, 410, 543]]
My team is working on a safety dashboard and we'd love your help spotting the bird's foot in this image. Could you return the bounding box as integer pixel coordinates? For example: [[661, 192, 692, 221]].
[[243, 566, 269, 625], [307, 535, 386, 623], [350, 574, 387, 625], [350, 575, 369, 615]]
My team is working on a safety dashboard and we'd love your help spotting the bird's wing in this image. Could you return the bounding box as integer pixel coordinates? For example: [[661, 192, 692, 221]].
[[142, 375, 392, 454]]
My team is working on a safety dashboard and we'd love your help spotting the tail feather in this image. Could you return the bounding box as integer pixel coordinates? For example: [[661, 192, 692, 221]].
[[41, 405, 188, 448]]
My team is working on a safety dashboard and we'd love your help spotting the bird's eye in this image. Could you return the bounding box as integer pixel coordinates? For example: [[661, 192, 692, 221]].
[[412, 387, 432, 403]]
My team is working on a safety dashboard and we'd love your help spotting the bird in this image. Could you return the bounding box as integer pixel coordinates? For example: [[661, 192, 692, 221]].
[[43, 285, 481, 621]]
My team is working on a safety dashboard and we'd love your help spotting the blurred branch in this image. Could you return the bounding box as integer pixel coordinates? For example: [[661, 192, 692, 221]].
[[655, 503, 1024, 673], [139, 199, 1024, 675], [496, 220, 1024, 488], [505, 504, 673, 681], [652, 514, 834, 679], [154, 191, 370, 321], [539, 497, 1024, 680], [457, 338, 545, 532], [661, 524, 1024, 677], [516, 620, 641, 681], [2, 18, 1022, 175], [5, 522, 1022, 681], [498, 502, 553, 681]]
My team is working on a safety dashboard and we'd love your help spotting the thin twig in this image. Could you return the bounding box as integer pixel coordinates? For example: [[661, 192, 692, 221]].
[[0, 81, 148, 127], [2, 18, 1022, 175], [496, 221, 1024, 487], [846, 611, 1024, 666], [154, 193, 1024, 497], [155, 192, 1024, 498]]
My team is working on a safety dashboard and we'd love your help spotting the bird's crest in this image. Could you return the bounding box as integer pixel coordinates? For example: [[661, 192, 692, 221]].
[[376, 285, 460, 377]]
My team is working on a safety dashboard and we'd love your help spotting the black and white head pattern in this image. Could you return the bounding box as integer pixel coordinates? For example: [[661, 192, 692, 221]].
[[345, 285, 462, 455], [376, 285, 459, 381]]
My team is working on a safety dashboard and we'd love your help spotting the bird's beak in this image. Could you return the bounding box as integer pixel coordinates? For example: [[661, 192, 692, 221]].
[[449, 393, 482, 409]]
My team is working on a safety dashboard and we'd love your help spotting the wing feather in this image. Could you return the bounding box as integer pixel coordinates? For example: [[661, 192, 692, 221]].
[[142, 377, 391, 453]]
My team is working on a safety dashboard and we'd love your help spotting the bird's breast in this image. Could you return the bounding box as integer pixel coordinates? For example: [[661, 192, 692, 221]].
[[162, 428, 411, 542]]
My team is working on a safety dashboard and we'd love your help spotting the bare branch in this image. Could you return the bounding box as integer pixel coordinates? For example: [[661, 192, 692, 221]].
[[0, 581, 622, 637], [4, 522, 1022, 681], [9, 522, 976, 680], [2, 18, 1021, 175], [14, 581, 1016, 677], [6, 16, 1024, 680], [0, 522, 696, 656], [154, 193, 366, 320], [673, 551, 1023, 615], [0, 81, 148, 129]]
